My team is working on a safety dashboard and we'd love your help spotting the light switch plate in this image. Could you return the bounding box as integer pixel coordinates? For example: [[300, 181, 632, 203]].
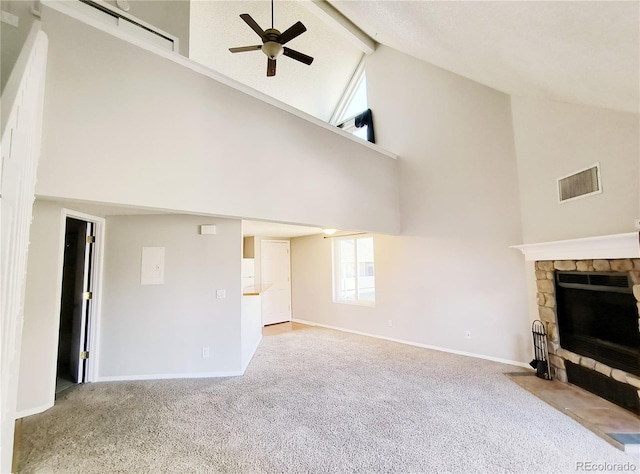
[[216, 289, 226, 299]]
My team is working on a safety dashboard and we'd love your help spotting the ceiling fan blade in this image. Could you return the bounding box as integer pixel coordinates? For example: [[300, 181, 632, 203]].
[[277, 21, 306, 45], [267, 58, 277, 77], [240, 14, 267, 41], [229, 45, 263, 53], [283, 47, 314, 65]]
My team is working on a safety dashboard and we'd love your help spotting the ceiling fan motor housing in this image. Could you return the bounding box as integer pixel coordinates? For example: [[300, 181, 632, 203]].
[[229, 11, 313, 76], [262, 30, 284, 59]]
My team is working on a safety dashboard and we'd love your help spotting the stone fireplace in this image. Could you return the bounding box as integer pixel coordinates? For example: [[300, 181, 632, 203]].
[[535, 258, 640, 413], [514, 232, 640, 415]]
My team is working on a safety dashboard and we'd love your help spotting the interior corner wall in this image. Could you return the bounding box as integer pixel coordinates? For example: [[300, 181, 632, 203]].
[[291, 45, 531, 364], [511, 96, 640, 243], [99, 214, 242, 379], [17, 200, 65, 415]]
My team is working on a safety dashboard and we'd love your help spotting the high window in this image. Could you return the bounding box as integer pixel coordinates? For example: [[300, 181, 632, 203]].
[[333, 236, 375, 305], [330, 59, 373, 143]]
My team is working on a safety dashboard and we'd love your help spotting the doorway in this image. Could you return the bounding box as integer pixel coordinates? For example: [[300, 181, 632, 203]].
[[260, 240, 292, 326], [56, 216, 96, 393]]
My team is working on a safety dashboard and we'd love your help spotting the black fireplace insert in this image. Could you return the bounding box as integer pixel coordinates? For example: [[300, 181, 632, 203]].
[[555, 271, 639, 377]]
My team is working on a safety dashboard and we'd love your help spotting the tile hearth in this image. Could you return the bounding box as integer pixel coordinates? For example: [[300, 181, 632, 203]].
[[508, 372, 640, 453]]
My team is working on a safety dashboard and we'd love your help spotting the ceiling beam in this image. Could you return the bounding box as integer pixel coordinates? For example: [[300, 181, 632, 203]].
[[300, 0, 376, 55]]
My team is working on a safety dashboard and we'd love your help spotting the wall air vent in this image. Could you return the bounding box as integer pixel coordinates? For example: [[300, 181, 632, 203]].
[[557, 271, 631, 293], [557, 164, 601, 203]]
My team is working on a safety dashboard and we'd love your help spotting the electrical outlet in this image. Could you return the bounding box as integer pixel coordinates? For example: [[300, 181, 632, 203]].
[[202, 347, 210, 358], [466, 331, 472, 339], [387, 320, 393, 327], [635, 218, 640, 230], [216, 289, 226, 299]]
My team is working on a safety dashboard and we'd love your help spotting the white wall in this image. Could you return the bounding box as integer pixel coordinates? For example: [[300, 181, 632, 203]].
[[512, 97, 640, 243], [291, 46, 531, 364], [18, 206, 244, 419], [36, 6, 400, 235], [241, 295, 262, 370], [17, 201, 65, 415], [99, 214, 242, 379]]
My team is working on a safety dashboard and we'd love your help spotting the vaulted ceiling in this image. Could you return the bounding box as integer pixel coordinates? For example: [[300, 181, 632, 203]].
[[189, 1, 364, 122], [330, 0, 639, 114], [189, 0, 639, 119]]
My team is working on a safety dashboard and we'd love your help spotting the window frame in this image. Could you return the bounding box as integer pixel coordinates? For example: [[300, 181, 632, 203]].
[[337, 113, 368, 140], [332, 235, 376, 307], [329, 56, 366, 126]]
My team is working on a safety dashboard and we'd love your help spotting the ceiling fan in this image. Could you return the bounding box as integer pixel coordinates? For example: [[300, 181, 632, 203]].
[[229, 0, 314, 77]]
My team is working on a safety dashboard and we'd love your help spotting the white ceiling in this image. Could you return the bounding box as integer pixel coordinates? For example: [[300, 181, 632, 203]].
[[189, 0, 364, 121], [329, 0, 639, 114], [189, 1, 639, 116], [242, 219, 323, 237]]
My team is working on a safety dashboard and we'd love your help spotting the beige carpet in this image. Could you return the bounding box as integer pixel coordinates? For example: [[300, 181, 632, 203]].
[[17, 326, 638, 473]]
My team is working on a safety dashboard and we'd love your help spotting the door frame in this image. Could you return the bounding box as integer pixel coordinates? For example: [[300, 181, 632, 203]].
[[260, 239, 292, 326], [56, 209, 105, 383]]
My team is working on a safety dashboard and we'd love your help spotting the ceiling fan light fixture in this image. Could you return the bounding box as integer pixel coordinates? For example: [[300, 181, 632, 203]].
[[262, 41, 284, 60], [229, 1, 313, 77]]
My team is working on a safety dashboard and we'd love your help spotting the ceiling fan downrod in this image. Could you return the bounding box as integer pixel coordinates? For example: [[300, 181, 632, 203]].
[[228, 1, 314, 77]]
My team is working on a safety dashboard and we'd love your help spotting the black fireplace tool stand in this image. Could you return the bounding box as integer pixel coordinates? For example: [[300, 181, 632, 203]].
[[530, 320, 552, 380]]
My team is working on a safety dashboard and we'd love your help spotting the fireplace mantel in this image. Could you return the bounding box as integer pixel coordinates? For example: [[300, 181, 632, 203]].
[[512, 232, 640, 261]]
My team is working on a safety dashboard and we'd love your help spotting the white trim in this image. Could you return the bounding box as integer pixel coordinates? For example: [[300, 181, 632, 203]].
[[15, 401, 54, 420], [332, 234, 376, 306], [0, 25, 48, 473], [292, 319, 532, 369], [299, 0, 376, 55], [511, 232, 640, 261], [88, 0, 179, 52], [557, 162, 602, 204], [95, 370, 244, 382], [330, 57, 366, 125], [61, 0, 179, 52], [58, 209, 106, 384], [260, 240, 292, 324], [41, 0, 396, 161], [1, 21, 44, 136]]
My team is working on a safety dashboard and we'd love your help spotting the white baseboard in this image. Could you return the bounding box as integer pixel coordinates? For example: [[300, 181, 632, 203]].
[[95, 370, 244, 382], [15, 401, 54, 420], [293, 318, 531, 369]]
